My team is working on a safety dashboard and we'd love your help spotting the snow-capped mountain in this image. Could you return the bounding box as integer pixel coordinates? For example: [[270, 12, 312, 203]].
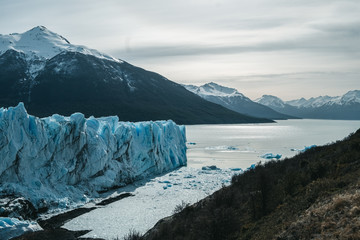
[[286, 90, 360, 108], [256, 95, 288, 109], [185, 83, 296, 120], [185, 82, 248, 98], [0, 26, 120, 80], [255, 91, 360, 120], [0, 26, 272, 124], [338, 90, 360, 105]]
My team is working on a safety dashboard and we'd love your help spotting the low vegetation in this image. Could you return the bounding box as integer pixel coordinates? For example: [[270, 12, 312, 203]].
[[121, 229, 142, 240], [141, 129, 360, 239]]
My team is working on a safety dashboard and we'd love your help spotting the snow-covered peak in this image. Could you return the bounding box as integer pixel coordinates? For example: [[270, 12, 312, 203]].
[[286, 90, 360, 108], [286, 98, 307, 107], [0, 26, 121, 63], [255, 95, 286, 108], [287, 95, 339, 108], [339, 90, 360, 105], [184, 82, 247, 99]]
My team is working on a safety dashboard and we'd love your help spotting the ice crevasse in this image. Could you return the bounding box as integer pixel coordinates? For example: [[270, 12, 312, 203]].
[[0, 103, 187, 208]]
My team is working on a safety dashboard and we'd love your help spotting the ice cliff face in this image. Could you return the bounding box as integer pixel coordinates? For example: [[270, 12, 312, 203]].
[[0, 103, 186, 209]]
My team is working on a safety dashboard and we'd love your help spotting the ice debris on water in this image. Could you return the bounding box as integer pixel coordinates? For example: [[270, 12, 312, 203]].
[[0, 217, 42, 240], [0, 103, 187, 211], [63, 166, 236, 239]]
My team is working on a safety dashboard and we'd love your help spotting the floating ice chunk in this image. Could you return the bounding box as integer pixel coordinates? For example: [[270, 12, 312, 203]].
[[158, 181, 171, 184], [201, 165, 219, 171], [260, 153, 282, 159], [0, 217, 42, 240], [205, 145, 239, 151], [183, 174, 196, 179], [230, 168, 243, 172], [302, 145, 317, 152], [291, 145, 317, 152], [246, 164, 256, 170]]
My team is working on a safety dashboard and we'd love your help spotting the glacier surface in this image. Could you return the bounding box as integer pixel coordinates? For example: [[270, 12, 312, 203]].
[[0, 103, 186, 210]]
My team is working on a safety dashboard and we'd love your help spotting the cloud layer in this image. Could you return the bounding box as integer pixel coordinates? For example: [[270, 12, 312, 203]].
[[0, 0, 359, 99]]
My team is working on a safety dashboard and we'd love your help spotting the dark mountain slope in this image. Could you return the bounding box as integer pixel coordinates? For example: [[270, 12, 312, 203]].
[[0, 50, 29, 106], [0, 50, 272, 124]]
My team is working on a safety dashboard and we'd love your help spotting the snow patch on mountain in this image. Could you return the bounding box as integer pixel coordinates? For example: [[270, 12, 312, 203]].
[[0, 103, 186, 210], [286, 90, 360, 108], [255, 95, 286, 108], [0, 26, 122, 79], [338, 90, 360, 105], [185, 82, 248, 99], [287, 96, 339, 108]]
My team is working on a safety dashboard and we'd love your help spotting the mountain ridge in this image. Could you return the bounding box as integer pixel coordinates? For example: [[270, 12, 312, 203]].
[[185, 82, 297, 120], [0, 26, 273, 124], [255, 91, 360, 120]]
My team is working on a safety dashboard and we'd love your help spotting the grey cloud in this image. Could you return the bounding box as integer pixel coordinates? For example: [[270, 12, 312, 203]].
[[311, 21, 360, 37], [111, 33, 359, 61]]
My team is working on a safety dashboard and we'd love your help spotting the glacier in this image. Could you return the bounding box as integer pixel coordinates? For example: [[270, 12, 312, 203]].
[[0, 103, 187, 211]]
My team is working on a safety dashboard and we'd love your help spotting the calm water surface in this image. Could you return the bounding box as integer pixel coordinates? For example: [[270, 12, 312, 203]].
[[186, 119, 360, 169]]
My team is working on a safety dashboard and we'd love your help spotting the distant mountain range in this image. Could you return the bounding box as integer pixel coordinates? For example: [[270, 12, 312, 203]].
[[255, 91, 360, 120], [185, 82, 359, 120], [0, 26, 272, 124], [184, 82, 296, 120]]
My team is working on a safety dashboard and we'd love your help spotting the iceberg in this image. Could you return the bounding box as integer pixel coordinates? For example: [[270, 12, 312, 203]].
[[302, 145, 317, 152], [260, 153, 282, 159], [0, 103, 187, 213], [246, 164, 256, 170], [291, 145, 317, 153]]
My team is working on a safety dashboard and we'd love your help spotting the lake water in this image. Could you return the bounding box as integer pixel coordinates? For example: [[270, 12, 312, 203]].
[[186, 119, 360, 169]]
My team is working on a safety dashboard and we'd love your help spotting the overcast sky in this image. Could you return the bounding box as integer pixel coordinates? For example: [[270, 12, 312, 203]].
[[1, 0, 359, 100]]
